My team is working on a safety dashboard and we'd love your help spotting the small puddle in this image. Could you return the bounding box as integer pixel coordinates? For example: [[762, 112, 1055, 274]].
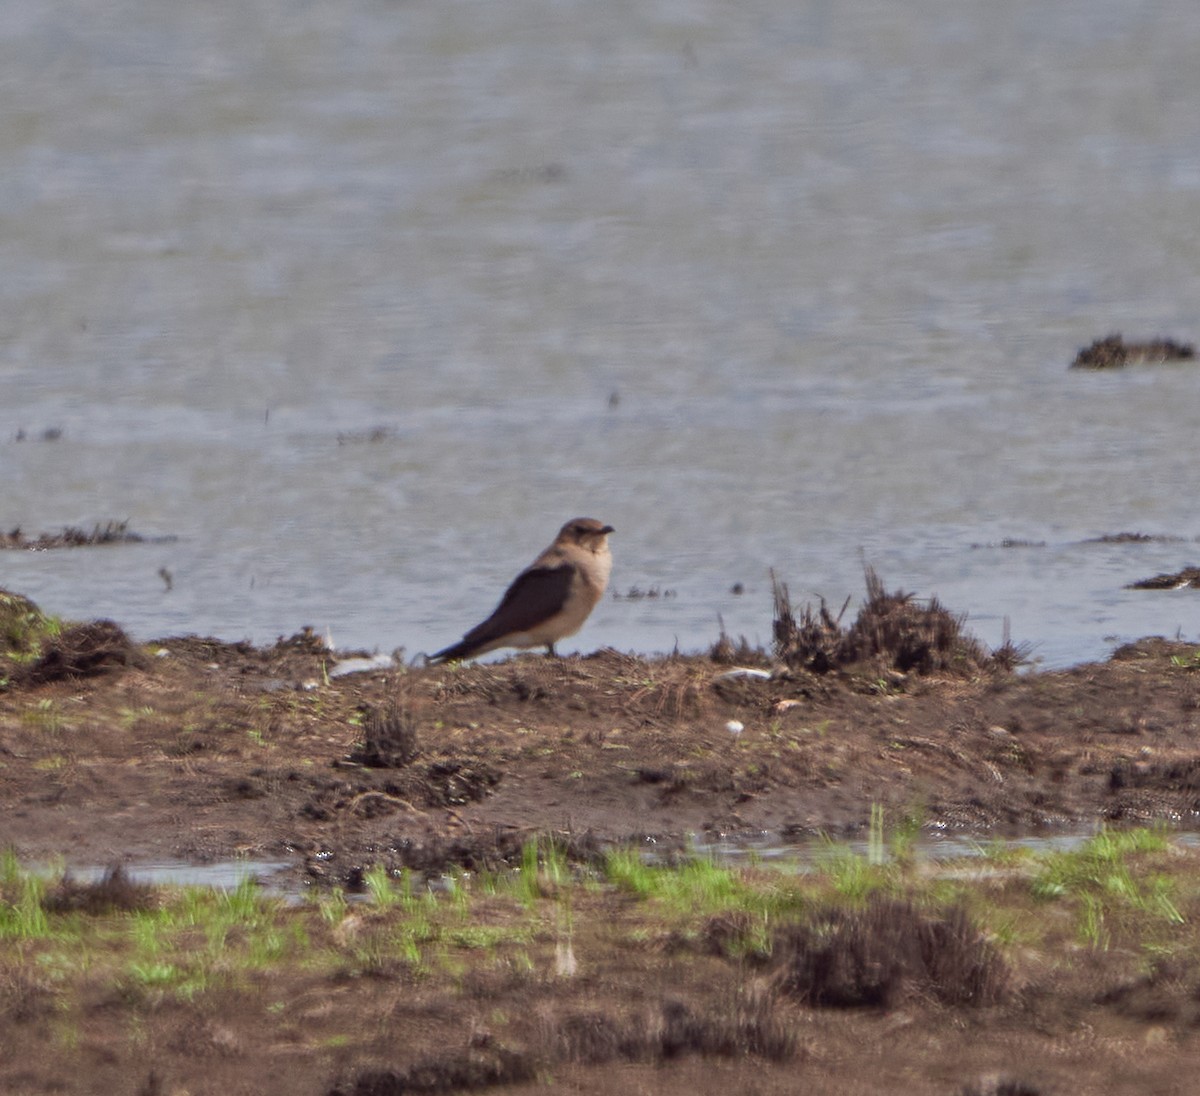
[[692, 825, 1200, 870], [59, 859, 294, 895]]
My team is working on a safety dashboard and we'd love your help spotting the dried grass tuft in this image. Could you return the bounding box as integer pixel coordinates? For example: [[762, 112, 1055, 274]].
[[19, 620, 142, 684], [773, 567, 1028, 677], [349, 701, 420, 768], [709, 616, 769, 665], [771, 895, 1009, 1009]]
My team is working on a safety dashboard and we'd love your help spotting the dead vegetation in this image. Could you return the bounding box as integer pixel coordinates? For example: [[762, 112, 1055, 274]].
[[969, 538, 1047, 549], [1126, 567, 1200, 590], [0, 520, 164, 550], [770, 895, 1009, 1009], [1, 589, 142, 687], [771, 567, 1028, 677], [714, 565, 1030, 677], [348, 700, 420, 768], [40, 865, 158, 915], [1070, 333, 1195, 369], [612, 584, 677, 600], [17, 619, 143, 684], [1083, 531, 1186, 544], [709, 617, 771, 665]]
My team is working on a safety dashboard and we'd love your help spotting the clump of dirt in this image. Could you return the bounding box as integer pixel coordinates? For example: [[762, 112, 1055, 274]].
[[1070, 333, 1195, 369], [547, 995, 795, 1066], [772, 567, 1027, 677], [1127, 567, 1200, 590], [770, 896, 1009, 1009], [330, 994, 794, 1095], [329, 1040, 538, 1096], [958, 1080, 1045, 1096], [298, 755, 505, 849], [1096, 958, 1200, 1025], [18, 619, 143, 685]]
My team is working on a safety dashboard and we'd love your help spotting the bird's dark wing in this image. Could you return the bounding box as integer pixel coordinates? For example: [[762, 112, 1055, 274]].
[[461, 562, 575, 646], [430, 562, 575, 661]]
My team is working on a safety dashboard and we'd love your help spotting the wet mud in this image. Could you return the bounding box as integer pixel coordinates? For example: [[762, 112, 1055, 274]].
[[3, 586, 1200, 883]]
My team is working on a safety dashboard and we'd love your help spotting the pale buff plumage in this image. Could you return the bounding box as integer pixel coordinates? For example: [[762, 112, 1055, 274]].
[[429, 518, 614, 662]]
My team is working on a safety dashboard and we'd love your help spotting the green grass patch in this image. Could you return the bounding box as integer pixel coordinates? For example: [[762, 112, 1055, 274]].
[[1028, 827, 1184, 949], [0, 589, 61, 666], [2, 824, 1200, 1052]]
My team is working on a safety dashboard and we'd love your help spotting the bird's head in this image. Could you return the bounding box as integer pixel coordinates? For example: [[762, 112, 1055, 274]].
[[559, 517, 614, 552]]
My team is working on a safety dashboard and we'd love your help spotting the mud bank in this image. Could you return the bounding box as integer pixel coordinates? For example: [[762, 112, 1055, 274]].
[[3, 592, 1200, 889]]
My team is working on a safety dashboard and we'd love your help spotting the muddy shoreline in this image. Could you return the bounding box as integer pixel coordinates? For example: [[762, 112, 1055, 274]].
[[4, 601, 1200, 889]]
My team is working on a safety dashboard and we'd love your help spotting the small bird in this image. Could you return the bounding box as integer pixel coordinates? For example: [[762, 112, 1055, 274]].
[[429, 518, 614, 663]]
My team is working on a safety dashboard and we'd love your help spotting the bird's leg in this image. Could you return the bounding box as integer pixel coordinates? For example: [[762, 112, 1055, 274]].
[[545, 642, 558, 658]]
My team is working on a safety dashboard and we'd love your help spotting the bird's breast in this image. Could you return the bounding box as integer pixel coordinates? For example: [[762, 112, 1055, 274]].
[[580, 547, 613, 596]]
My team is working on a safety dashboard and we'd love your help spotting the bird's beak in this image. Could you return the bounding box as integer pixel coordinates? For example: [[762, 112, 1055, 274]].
[[600, 525, 615, 535]]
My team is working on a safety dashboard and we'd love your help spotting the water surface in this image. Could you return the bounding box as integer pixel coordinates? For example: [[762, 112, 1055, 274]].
[[4, 0, 1200, 668]]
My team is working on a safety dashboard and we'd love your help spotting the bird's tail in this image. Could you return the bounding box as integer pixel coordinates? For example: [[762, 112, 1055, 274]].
[[427, 639, 476, 664]]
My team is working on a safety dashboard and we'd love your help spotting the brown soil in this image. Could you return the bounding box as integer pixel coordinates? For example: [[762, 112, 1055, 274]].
[[3, 624, 1200, 879], [6, 612, 1200, 1093]]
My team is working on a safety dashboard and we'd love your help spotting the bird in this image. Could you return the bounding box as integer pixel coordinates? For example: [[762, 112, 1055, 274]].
[[428, 517, 614, 663]]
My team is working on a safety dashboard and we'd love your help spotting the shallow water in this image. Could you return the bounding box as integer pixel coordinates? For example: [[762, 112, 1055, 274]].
[[4, 0, 1200, 669], [55, 859, 295, 895], [700, 827, 1113, 868], [53, 828, 1200, 899]]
